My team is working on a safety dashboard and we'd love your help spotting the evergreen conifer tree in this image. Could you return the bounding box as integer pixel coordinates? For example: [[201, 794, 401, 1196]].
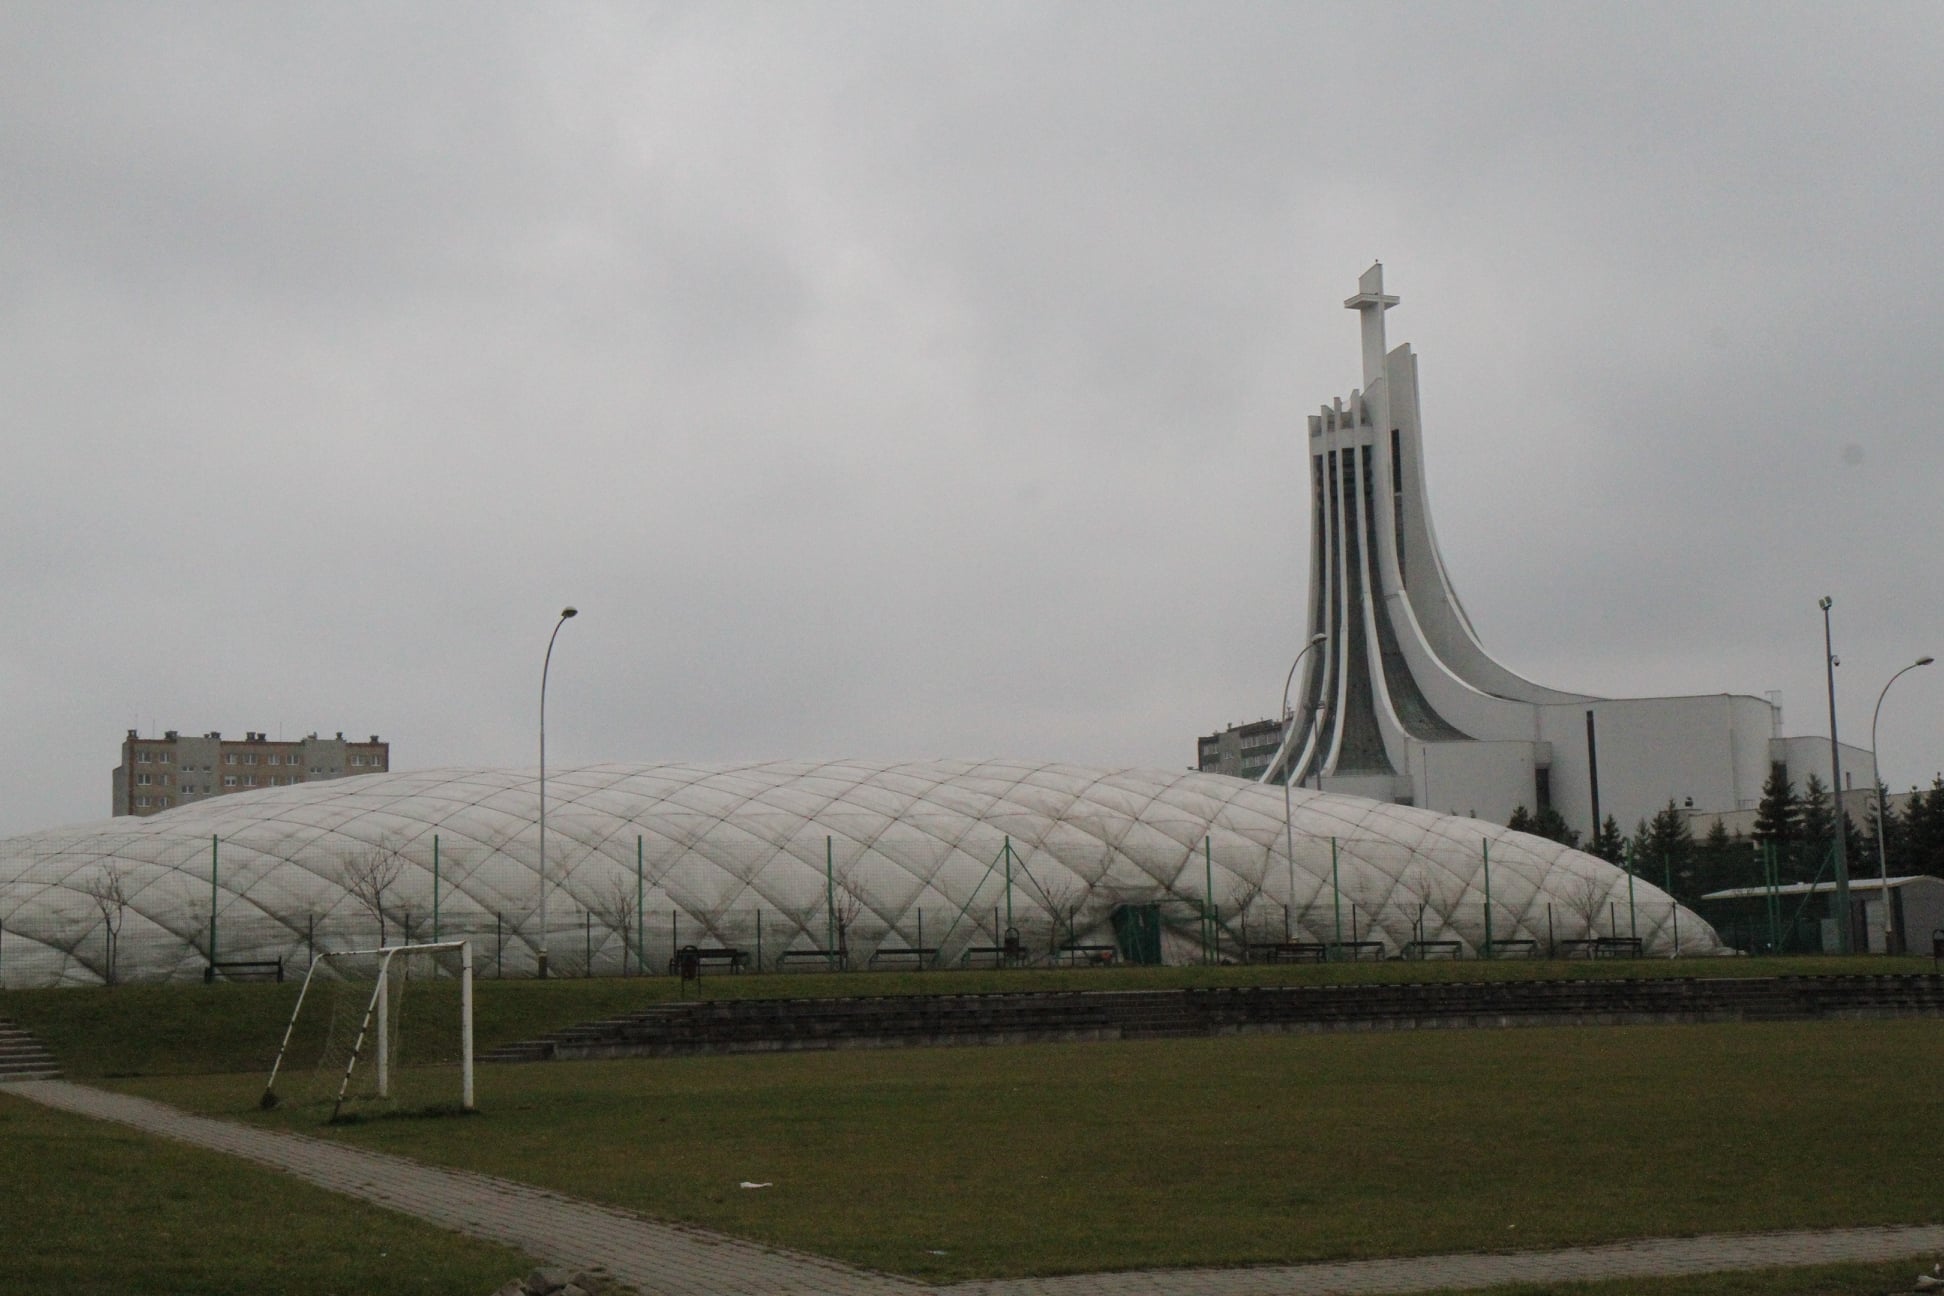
[[1904, 776, 1944, 879], [1796, 774, 1835, 885], [1588, 815, 1627, 865], [1865, 781, 1903, 877], [1641, 801, 1697, 899], [1752, 766, 1800, 859], [1530, 806, 1581, 849], [1694, 817, 1737, 896], [1507, 805, 1536, 835]]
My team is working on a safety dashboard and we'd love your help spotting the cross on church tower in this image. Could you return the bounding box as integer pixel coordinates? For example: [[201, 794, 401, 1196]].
[[1343, 262, 1400, 390]]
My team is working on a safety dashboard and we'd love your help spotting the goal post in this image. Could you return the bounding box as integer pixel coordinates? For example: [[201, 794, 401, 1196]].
[[262, 939, 473, 1117]]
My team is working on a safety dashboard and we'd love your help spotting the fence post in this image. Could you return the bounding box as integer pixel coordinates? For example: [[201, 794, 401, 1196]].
[[826, 837, 836, 967], [432, 835, 441, 943], [635, 836, 644, 977], [1330, 837, 1343, 955], [1204, 836, 1215, 964], [495, 911, 503, 978], [209, 834, 219, 975], [756, 908, 763, 972], [1617, 843, 1632, 944], [1481, 837, 1494, 958], [1004, 837, 1015, 934]]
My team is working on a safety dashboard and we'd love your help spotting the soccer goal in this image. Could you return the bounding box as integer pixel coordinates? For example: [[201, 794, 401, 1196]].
[[262, 940, 474, 1120]]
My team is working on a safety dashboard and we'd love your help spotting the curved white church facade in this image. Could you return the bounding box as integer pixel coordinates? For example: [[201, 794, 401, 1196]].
[[0, 760, 1715, 986], [1258, 266, 1872, 833]]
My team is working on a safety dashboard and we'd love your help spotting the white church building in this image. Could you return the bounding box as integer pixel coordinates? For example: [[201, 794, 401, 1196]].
[[1227, 265, 1872, 835]]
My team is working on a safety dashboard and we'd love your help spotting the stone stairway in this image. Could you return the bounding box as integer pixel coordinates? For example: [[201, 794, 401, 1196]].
[[0, 1020, 62, 1082], [479, 973, 1944, 1065]]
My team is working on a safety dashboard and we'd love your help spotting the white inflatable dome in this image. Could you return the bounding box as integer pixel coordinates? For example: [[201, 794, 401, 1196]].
[[0, 759, 1717, 986]]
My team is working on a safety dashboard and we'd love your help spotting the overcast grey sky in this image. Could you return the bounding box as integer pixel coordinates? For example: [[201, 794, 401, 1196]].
[[4, 2, 1942, 838]]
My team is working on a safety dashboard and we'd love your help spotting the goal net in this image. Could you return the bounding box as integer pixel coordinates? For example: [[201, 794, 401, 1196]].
[[262, 940, 474, 1121]]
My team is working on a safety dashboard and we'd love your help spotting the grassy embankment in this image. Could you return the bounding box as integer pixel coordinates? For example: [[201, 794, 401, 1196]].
[[3, 953, 1930, 1078]]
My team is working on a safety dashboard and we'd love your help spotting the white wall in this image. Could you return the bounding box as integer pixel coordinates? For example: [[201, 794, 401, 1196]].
[[1412, 739, 1536, 823]]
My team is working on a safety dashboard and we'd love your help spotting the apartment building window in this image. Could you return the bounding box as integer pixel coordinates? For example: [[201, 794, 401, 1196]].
[[224, 754, 238, 766], [158, 797, 170, 808], [136, 750, 151, 763], [243, 753, 257, 766], [159, 751, 172, 763], [223, 775, 238, 787], [136, 796, 150, 807], [266, 754, 279, 766], [136, 773, 151, 786]]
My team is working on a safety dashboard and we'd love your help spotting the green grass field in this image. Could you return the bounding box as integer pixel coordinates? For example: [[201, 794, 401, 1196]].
[[0, 1092, 534, 1296], [116, 1018, 1944, 1283]]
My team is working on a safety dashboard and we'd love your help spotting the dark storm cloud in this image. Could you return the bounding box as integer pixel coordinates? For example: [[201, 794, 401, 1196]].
[[3, 2, 1942, 836]]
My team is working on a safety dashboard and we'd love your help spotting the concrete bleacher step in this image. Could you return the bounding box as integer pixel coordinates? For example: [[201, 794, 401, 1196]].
[[0, 1020, 62, 1081], [476, 973, 1944, 1065]]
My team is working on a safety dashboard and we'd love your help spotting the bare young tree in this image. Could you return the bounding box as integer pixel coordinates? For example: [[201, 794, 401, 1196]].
[[338, 838, 406, 946], [84, 865, 131, 985], [830, 862, 867, 957], [1036, 876, 1083, 955], [1225, 852, 1270, 953], [1561, 872, 1608, 942], [599, 873, 638, 975]]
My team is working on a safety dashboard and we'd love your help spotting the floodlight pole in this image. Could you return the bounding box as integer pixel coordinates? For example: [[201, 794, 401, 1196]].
[[1274, 634, 1329, 923], [1869, 655, 1933, 954], [537, 605, 578, 979], [1818, 597, 1852, 954]]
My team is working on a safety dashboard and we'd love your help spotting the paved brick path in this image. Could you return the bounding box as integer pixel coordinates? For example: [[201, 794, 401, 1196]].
[[7, 1079, 1940, 1295]]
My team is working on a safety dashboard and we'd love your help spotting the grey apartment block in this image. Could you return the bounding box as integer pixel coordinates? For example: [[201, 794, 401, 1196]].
[[113, 728, 389, 817], [1196, 717, 1288, 781]]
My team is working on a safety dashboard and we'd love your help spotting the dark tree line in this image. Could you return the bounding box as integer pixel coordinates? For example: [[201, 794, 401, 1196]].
[[1504, 769, 1944, 908]]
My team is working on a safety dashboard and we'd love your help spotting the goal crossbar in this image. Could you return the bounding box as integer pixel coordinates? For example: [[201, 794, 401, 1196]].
[[261, 940, 474, 1116]]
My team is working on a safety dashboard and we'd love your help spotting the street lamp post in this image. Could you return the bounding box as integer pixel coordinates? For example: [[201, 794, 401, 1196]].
[[1869, 655, 1933, 955], [1818, 596, 1853, 954], [537, 606, 578, 979], [1275, 634, 1329, 922]]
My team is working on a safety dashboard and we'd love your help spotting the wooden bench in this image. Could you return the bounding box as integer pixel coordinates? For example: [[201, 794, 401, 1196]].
[[960, 945, 1026, 968], [1402, 939, 1464, 960], [1593, 936, 1643, 959], [775, 948, 847, 971], [866, 946, 937, 970], [1329, 940, 1387, 962], [1246, 941, 1328, 964], [1486, 938, 1539, 959], [665, 946, 749, 975], [204, 958, 284, 984], [1055, 944, 1118, 967]]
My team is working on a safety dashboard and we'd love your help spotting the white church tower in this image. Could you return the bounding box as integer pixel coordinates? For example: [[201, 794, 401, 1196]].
[[1260, 265, 1873, 836]]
